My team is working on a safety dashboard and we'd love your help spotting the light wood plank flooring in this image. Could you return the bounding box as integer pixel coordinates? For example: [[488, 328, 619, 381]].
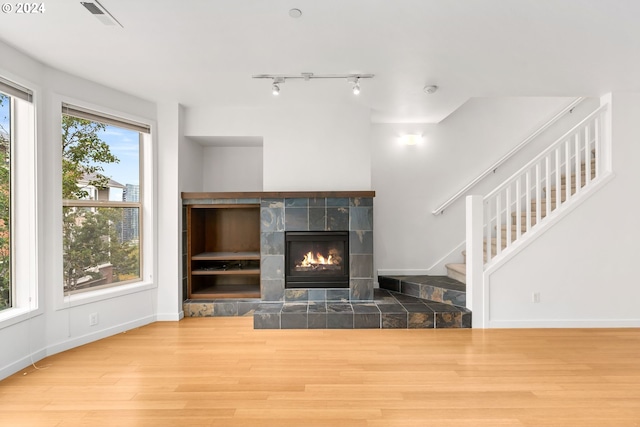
[[1, 317, 640, 426]]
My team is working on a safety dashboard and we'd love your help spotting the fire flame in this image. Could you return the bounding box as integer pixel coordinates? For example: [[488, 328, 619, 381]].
[[300, 251, 336, 267]]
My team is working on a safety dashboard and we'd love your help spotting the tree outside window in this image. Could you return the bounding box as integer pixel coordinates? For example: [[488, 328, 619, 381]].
[[0, 94, 10, 310], [62, 111, 143, 294]]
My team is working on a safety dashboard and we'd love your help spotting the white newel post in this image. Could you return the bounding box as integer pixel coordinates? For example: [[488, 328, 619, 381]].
[[466, 195, 484, 327]]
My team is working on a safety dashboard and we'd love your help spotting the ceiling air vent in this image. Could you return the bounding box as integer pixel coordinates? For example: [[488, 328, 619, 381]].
[[80, 1, 123, 27]]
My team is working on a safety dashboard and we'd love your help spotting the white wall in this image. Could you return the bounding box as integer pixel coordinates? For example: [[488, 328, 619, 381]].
[[201, 146, 263, 191], [156, 102, 183, 321], [180, 136, 204, 193], [185, 103, 372, 191], [486, 92, 640, 327], [0, 40, 159, 380], [371, 97, 596, 275]]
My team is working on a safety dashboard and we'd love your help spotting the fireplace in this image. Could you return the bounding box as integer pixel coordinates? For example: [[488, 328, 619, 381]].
[[285, 231, 349, 288]]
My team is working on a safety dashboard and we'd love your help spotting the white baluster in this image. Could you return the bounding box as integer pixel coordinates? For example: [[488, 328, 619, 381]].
[[575, 133, 581, 193], [555, 147, 561, 208], [505, 186, 512, 246], [544, 154, 551, 218], [595, 114, 600, 178], [515, 176, 522, 240], [525, 170, 531, 232], [495, 193, 502, 256], [535, 162, 541, 226], [585, 123, 592, 185], [565, 139, 571, 203]]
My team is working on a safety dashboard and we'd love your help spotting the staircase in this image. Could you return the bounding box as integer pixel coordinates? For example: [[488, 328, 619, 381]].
[[446, 155, 597, 284]]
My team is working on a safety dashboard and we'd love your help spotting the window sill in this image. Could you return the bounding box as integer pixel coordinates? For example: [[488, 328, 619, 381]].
[[0, 305, 43, 330], [56, 280, 156, 310]]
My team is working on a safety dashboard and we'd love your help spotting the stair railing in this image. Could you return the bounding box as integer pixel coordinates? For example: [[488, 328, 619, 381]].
[[480, 103, 609, 264], [432, 97, 585, 215]]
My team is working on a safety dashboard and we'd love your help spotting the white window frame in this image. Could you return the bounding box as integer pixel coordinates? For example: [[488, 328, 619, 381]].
[[54, 97, 156, 310], [0, 74, 40, 328]]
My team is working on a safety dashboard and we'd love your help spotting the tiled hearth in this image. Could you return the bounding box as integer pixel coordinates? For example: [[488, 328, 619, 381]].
[[253, 288, 471, 329], [183, 276, 471, 329]]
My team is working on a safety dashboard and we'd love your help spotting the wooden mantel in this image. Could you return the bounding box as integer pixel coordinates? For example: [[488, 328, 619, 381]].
[[181, 191, 375, 199]]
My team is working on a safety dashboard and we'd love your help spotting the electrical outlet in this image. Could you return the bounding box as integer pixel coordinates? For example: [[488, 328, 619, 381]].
[[89, 312, 99, 326], [532, 292, 541, 303]]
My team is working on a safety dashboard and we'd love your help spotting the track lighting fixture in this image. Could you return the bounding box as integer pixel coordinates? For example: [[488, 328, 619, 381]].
[[254, 73, 374, 96]]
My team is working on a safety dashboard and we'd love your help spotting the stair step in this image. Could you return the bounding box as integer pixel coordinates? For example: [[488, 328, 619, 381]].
[[529, 199, 558, 208], [560, 170, 595, 185], [445, 263, 466, 284], [378, 275, 466, 308]]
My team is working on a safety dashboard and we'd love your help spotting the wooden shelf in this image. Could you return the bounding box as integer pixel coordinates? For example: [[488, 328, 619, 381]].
[[192, 251, 260, 261], [182, 191, 375, 200], [192, 268, 260, 276], [189, 284, 260, 299]]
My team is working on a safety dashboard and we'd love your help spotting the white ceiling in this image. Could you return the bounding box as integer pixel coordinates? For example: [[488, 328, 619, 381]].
[[1, 0, 639, 123]]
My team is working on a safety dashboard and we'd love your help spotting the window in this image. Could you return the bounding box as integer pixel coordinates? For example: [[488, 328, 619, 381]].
[[0, 92, 11, 311], [62, 104, 149, 295], [0, 76, 34, 315]]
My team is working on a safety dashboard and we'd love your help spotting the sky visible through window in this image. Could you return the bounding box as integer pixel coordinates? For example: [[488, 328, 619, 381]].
[[94, 125, 139, 201], [0, 97, 8, 134]]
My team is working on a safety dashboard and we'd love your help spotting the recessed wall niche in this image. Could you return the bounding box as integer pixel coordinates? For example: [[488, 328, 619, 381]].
[[187, 136, 264, 192]]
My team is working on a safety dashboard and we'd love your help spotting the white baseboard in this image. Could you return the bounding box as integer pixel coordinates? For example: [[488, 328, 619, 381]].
[[0, 348, 47, 380], [46, 314, 156, 357], [488, 319, 640, 328], [156, 310, 183, 321]]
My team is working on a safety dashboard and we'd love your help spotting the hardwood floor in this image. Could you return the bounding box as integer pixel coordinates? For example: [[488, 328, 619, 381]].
[[2, 318, 640, 426]]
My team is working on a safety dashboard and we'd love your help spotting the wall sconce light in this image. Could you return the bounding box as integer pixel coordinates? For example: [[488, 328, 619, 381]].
[[400, 134, 422, 146]]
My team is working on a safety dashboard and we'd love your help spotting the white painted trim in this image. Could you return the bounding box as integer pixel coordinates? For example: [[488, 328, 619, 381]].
[[156, 311, 184, 322], [478, 172, 616, 329], [55, 281, 156, 311], [484, 172, 615, 277], [488, 319, 640, 328]]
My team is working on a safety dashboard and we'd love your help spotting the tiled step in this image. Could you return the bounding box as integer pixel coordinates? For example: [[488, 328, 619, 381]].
[[378, 275, 466, 307], [183, 298, 261, 317], [253, 288, 471, 329]]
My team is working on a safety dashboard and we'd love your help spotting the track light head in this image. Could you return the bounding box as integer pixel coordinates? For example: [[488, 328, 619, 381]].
[[347, 76, 361, 95], [272, 77, 285, 96]]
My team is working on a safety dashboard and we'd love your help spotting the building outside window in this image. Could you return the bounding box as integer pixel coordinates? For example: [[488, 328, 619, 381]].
[[62, 104, 149, 294]]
